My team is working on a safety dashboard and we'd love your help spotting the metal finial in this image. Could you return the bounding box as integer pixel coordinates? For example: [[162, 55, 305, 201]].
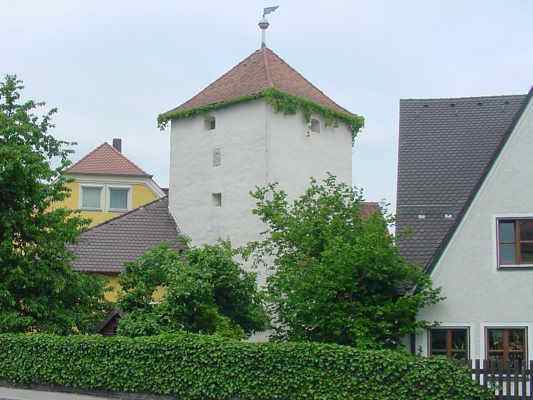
[[258, 6, 279, 48]]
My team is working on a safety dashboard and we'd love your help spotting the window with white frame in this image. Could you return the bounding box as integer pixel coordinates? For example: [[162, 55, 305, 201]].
[[429, 327, 469, 360], [497, 218, 533, 267], [108, 187, 129, 210], [81, 186, 103, 210], [486, 327, 527, 367]]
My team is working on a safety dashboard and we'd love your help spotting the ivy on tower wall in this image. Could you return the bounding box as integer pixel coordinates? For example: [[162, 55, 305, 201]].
[[157, 88, 364, 144]]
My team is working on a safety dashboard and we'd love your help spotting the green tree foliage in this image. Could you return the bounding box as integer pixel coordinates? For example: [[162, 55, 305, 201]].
[[116, 242, 268, 338], [0, 75, 108, 334], [247, 174, 442, 348]]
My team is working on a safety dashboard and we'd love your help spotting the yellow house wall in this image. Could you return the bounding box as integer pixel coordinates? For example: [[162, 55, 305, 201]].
[[57, 180, 159, 227], [96, 274, 166, 303]]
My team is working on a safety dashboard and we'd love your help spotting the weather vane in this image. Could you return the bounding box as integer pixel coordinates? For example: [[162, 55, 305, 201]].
[[258, 6, 279, 48]]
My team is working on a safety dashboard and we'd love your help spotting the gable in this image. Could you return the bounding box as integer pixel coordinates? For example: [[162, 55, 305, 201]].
[[416, 93, 533, 326], [396, 93, 529, 268]]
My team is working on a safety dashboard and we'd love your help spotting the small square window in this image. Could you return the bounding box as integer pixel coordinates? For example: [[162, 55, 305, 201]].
[[109, 188, 129, 210], [310, 118, 321, 133], [81, 186, 102, 209], [212, 193, 222, 207], [213, 148, 221, 167], [205, 116, 216, 131]]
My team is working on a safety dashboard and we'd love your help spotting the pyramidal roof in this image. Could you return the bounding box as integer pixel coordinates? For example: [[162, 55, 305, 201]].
[[66, 143, 151, 177], [166, 47, 352, 116]]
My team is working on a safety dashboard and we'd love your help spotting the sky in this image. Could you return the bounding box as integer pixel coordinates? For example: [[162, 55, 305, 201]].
[[2, 0, 532, 211]]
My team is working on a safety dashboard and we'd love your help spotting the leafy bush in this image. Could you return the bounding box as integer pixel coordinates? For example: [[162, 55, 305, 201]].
[[117, 242, 268, 338], [0, 333, 492, 400]]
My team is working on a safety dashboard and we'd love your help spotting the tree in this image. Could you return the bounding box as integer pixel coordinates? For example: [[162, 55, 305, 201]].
[[246, 174, 441, 349], [0, 75, 108, 334], [116, 241, 268, 338]]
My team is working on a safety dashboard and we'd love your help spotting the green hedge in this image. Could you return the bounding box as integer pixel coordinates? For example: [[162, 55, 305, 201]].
[[0, 333, 492, 400]]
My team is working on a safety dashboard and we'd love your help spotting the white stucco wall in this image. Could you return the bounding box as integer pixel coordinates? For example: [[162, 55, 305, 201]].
[[415, 98, 533, 359], [268, 109, 352, 197], [169, 99, 352, 284], [169, 99, 268, 250]]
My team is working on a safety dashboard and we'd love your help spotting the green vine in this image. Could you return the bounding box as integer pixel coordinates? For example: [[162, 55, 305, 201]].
[[157, 88, 364, 144]]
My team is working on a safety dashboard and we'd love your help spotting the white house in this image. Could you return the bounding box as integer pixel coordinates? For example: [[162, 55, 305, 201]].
[[159, 46, 362, 283], [397, 88, 533, 363]]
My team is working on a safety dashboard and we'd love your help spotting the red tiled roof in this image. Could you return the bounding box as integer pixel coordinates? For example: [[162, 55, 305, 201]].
[[168, 47, 352, 115], [360, 202, 380, 219], [66, 143, 151, 177]]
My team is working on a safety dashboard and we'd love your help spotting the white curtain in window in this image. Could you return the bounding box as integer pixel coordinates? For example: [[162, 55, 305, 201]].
[[109, 188, 128, 210], [82, 187, 102, 209]]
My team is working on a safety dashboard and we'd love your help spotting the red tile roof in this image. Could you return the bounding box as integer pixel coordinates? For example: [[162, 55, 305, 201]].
[[360, 202, 380, 219], [168, 47, 352, 115], [66, 143, 151, 177]]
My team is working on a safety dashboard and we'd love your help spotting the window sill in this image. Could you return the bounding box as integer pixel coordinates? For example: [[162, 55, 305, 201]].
[[498, 264, 533, 270], [108, 208, 129, 213], [80, 208, 104, 212]]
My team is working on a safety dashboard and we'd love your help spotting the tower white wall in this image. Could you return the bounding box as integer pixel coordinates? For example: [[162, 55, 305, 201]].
[[169, 99, 353, 283], [267, 108, 353, 198], [169, 99, 267, 250]]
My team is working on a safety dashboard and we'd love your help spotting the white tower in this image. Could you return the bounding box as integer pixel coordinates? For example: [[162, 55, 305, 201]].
[[161, 15, 358, 283]]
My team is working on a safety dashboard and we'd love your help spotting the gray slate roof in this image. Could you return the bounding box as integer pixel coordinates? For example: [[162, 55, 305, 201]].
[[396, 93, 529, 268], [70, 197, 186, 273]]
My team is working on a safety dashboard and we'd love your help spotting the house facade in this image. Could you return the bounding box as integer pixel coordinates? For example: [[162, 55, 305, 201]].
[[162, 47, 359, 283], [59, 139, 165, 227], [397, 89, 533, 363]]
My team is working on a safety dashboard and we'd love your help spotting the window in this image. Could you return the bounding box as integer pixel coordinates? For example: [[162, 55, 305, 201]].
[[429, 328, 469, 360], [310, 118, 321, 133], [81, 186, 102, 210], [212, 193, 222, 207], [497, 219, 533, 267], [486, 328, 527, 367], [205, 116, 216, 131], [109, 188, 129, 210], [213, 148, 221, 167]]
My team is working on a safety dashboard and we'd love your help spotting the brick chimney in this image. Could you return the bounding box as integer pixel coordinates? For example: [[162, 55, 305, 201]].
[[112, 138, 122, 153]]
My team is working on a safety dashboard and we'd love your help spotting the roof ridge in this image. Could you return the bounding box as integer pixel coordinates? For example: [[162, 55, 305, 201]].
[[66, 142, 151, 177], [264, 47, 353, 115], [79, 196, 169, 234], [401, 93, 527, 102], [262, 47, 274, 87]]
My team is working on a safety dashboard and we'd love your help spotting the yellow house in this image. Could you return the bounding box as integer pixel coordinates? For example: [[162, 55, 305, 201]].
[[60, 138, 166, 227], [61, 139, 168, 303], [70, 197, 185, 304]]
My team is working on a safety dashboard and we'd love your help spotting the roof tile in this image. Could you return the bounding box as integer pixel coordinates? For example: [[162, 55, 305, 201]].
[[70, 197, 185, 273], [167, 47, 351, 115], [66, 143, 151, 177], [396, 93, 528, 268]]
